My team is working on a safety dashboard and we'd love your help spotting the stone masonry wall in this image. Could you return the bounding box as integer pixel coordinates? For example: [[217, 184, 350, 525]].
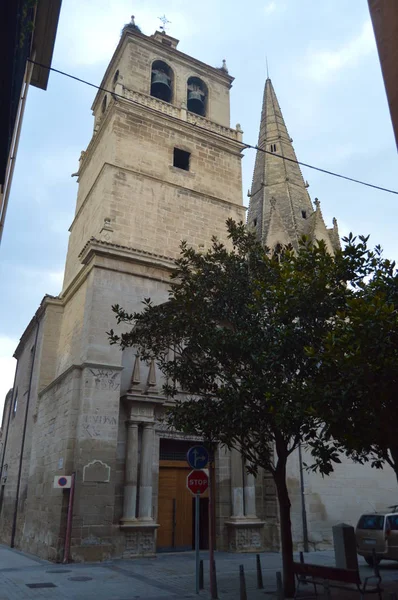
[[0, 318, 44, 547], [287, 446, 397, 551], [22, 367, 81, 560], [64, 101, 244, 289], [55, 280, 88, 378]]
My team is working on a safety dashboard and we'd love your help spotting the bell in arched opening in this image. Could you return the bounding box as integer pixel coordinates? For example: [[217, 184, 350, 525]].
[[187, 77, 207, 117], [151, 60, 173, 103]]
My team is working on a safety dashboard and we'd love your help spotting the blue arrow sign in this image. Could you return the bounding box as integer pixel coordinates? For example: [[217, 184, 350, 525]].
[[187, 445, 209, 469]]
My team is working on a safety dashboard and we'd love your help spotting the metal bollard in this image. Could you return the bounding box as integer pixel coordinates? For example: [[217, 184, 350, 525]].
[[239, 565, 247, 600], [256, 553, 264, 589], [300, 550, 307, 585], [372, 549, 381, 578], [276, 571, 284, 600], [199, 559, 204, 590], [324, 580, 331, 600], [212, 559, 218, 599]]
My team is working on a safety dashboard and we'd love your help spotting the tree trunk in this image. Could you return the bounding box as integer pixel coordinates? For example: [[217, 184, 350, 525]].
[[388, 446, 398, 484], [274, 456, 295, 598]]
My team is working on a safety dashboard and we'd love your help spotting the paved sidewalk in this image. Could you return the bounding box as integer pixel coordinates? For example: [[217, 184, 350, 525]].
[[0, 545, 397, 599]]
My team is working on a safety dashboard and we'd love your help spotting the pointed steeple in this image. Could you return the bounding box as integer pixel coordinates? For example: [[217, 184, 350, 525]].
[[248, 78, 338, 252]]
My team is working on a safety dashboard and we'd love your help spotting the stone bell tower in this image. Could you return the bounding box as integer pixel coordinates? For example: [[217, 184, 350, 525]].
[[58, 18, 247, 559], [1, 17, 249, 562], [62, 17, 245, 290]]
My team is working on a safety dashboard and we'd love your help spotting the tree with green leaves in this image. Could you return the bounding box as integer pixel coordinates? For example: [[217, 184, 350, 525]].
[[109, 221, 373, 596], [307, 235, 398, 485]]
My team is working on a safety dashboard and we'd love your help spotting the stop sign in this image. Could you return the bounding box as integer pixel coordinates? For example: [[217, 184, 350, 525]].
[[187, 469, 209, 496]]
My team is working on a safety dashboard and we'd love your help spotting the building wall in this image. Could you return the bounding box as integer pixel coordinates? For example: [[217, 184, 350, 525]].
[[368, 0, 398, 148], [64, 99, 244, 289], [22, 367, 81, 560], [287, 446, 397, 550], [10, 259, 172, 561], [37, 302, 64, 391], [55, 280, 88, 376], [0, 318, 43, 546]]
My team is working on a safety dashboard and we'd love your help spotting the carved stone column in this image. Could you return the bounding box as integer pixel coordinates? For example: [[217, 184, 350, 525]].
[[120, 421, 138, 525], [244, 470, 256, 518], [225, 449, 265, 552], [138, 422, 155, 521], [230, 447, 244, 518], [120, 361, 162, 557]]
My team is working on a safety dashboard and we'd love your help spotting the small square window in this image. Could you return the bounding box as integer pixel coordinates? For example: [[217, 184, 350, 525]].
[[173, 148, 190, 171]]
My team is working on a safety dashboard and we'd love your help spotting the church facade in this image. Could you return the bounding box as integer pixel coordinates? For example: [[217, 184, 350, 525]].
[[0, 20, 396, 562]]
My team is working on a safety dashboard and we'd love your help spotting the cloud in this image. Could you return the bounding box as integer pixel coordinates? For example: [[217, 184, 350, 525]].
[[0, 336, 17, 417], [7, 265, 65, 298], [54, 0, 195, 69], [303, 21, 375, 82], [264, 1, 285, 15], [54, 0, 131, 68], [48, 270, 65, 287], [264, 1, 277, 13], [14, 146, 80, 208]]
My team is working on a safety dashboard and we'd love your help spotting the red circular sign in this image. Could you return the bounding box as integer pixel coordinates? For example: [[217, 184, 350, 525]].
[[186, 469, 209, 495], [58, 477, 68, 487]]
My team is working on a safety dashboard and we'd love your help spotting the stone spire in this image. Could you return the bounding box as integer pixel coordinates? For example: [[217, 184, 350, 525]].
[[248, 78, 338, 251]]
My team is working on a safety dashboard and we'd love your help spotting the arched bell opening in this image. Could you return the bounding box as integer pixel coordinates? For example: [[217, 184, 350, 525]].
[[187, 77, 208, 117], [151, 60, 174, 103]]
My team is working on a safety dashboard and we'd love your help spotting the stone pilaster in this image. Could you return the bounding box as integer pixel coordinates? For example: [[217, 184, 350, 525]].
[[138, 422, 155, 521], [120, 386, 162, 556], [120, 421, 138, 525], [244, 471, 256, 518], [230, 447, 244, 518], [226, 449, 265, 552]]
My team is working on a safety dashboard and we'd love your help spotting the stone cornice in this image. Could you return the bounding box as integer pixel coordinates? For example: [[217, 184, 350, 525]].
[[60, 239, 174, 305], [79, 237, 175, 272], [122, 392, 166, 405], [38, 361, 124, 398]]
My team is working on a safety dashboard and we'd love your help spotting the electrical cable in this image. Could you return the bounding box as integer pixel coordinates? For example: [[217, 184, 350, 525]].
[[27, 58, 398, 196]]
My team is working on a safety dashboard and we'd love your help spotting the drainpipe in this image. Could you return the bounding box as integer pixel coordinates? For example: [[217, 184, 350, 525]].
[[10, 317, 39, 548], [298, 442, 309, 552], [0, 50, 36, 245]]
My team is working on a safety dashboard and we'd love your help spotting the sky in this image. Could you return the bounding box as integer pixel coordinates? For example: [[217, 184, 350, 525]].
[[0, 0, 397, 408]]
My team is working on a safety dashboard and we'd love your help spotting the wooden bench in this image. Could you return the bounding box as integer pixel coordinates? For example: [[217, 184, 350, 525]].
[[293, 562, 382, 600]]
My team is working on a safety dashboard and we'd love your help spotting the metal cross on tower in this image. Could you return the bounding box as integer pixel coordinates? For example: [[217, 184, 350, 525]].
[[158, 15, 171, 33]]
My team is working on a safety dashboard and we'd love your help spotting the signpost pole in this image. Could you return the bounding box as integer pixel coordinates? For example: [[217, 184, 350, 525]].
[[187, 447, 210, 597], [63, 472, 75, 564], [195, 492, 200, 594], [208, 456, 217, 599]]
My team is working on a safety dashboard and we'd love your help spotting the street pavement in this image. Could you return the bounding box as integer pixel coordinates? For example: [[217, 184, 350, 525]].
[[0, 545, 398, 599]]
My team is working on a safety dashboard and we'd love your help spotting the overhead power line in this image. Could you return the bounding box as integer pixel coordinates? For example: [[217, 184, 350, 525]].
[[27, 58, 398, 196]]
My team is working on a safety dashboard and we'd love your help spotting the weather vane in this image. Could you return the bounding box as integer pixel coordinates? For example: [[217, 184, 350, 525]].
[[158, 15, 171, 33]]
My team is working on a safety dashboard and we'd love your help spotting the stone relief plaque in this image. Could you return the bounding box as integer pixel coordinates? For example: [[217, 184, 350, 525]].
[[83, 459, 111, 483]]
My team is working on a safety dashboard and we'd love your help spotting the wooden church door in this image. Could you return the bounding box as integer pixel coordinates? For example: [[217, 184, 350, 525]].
[[157, 440, 210, 552]]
